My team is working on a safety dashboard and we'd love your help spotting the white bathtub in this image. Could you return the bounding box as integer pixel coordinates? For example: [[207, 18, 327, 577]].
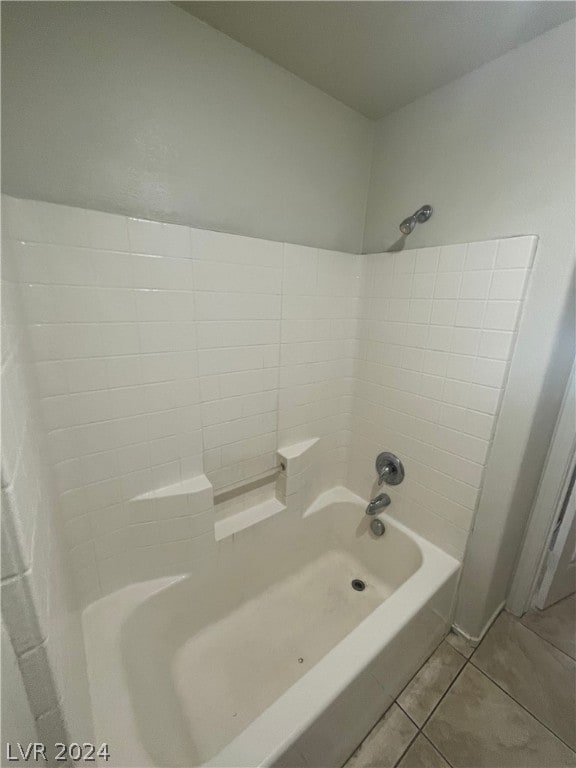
[[83, 489, 460, 768]]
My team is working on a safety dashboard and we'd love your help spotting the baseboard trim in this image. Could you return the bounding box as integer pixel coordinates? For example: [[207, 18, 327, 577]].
[[452, 600, 505, 645]]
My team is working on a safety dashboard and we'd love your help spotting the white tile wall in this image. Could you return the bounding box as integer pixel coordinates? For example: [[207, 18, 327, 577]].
[[1, 229, 94, 750], [348, 238, 536, 558], [3, 197, 362, 599], [193, 229, 283, 493], [2, 195, 536, 597], [279, 244, 362, 506]]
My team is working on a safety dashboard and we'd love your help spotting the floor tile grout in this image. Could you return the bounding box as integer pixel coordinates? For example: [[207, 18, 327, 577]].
[[396, 612, 576, 764], [393, 655, 468, 767], [516, 612, 576, 662], [419, 653, 576, 766], [420, 731, 456, 768], [445, 628, 477, 660], [391, 633, 478, 766], [411, 658, 469, 766], [468, 610, 575, 753], [395, 700, 419, 729], [398, 638, 453, 696], [351, 608, 575, 767], [414, 652, 469, 728], [391, 727, 418, 767], [468, 657, 576, 754]]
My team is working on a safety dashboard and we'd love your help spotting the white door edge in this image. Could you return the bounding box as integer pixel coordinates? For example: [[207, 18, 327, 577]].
[[507, 359, 576, 616], [534, 459, 576, 608]]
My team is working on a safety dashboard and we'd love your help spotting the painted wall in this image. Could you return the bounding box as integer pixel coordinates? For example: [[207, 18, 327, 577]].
[[363, 20, 575, 637], [1, 227, 94, 751], [1, 2, 373, 254]]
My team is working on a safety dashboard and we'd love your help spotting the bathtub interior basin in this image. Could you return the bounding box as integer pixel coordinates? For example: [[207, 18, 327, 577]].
[[83, 489, 459, 768]]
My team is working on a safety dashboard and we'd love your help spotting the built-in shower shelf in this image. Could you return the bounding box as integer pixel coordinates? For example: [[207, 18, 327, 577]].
[[130, 474, 214, 518], [214, 498, 286, 541]]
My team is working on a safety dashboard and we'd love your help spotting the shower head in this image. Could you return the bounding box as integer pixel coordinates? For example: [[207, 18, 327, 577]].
[[399, 205, 433, 235]]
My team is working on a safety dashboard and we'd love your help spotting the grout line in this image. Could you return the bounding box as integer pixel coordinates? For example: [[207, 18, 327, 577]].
[[345, 637, 450, 766], [416, 654, 470, 731], [515, 614, 576, 664], [338, 701, 399, 767], [443, 631, 473, 660], [392, 644, 464, 766], [415, 732, 449, 767], [420, 732, 456, 768], [401, 657, 466, 768], [391, 727, 419, 767], [395, 637, 451, 705], [353, 413, 487, 476], [395, 699, 420, 729], [398, 616, 506, 765], [468, 661, 576, 754]]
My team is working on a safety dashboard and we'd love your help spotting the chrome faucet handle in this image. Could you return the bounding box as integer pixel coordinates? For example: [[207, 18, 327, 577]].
[[376, 452, 405, 486], [377, 464, 392, 483]]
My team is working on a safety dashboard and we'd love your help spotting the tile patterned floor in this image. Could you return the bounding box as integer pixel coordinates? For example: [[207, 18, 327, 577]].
[[343, 594, 576, 768]]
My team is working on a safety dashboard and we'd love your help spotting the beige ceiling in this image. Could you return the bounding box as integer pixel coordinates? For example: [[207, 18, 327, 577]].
[[175, 1, 575, 119]]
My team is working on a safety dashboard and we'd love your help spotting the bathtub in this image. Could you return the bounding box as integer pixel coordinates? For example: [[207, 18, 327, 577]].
[[83, 489, 460, 768]]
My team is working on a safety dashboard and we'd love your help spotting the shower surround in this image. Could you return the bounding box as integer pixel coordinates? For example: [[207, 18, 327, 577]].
[[1, 194, 538, 766], [1, 210, 93, 755], [1, 195, 536, 604]]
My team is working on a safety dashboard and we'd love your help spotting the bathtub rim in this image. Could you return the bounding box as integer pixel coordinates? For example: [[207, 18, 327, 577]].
[[82, 488, 460, 768], [205, 500, 459, 767]]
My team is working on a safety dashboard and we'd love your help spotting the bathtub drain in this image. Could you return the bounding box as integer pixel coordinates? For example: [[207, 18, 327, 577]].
[[351, 579, 366, 592]]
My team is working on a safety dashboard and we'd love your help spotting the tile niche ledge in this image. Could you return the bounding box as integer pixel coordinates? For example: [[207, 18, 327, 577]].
[[125, 437, 323, 543]]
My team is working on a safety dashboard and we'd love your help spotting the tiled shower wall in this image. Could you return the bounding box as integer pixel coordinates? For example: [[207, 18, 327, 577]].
[[1, 233, 93, 756], [2, 196, 361, 601], [348, 238, 536, 557], [2, 195, 535, 599], [279, 244, 361, 491]]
